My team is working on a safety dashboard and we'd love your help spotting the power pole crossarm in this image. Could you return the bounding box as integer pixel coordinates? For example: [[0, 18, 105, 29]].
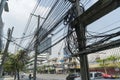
[[71, 0, 120, 27], [73, 39, 120, 56]]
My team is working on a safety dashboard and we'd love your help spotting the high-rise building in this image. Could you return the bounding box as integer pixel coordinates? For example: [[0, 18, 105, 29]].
[[0, 0, 5, 51], [0, 17, 3, 51], [37, 28, 51, 60]]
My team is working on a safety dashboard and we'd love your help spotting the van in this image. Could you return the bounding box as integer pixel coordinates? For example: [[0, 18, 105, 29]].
[[90, 72, 103, 80]]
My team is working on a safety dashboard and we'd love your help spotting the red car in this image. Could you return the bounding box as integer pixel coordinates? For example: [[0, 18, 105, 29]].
[[102, 73, 113, 79], [90, 72, 113, 79]]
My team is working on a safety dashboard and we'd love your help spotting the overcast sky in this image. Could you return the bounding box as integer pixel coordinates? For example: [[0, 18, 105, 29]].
[[1, 0, 36, 53], [2, 0, 36, 38], [0, 0, 106, 52], [1, 0, 120, 59], [2, 0, 98, 38]]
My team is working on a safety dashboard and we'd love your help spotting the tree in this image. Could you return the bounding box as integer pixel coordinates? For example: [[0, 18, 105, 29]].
[[3, 50, 28, 80], [3, 54, 15, 72], [96, 58, 108, 74], [14, 50, 28, 80], [3, 54, 16, 79], [106, 55, 120, 68]]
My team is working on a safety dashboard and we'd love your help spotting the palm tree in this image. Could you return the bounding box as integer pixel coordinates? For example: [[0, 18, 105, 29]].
[[3, 54, 17, 79], [3, 50, 28, 80], [3, 54, 14, 73], [15, 50, 28, 80]]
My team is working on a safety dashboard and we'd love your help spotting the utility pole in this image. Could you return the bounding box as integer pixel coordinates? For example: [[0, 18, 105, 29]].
[[32, 14, 40, 80], [0, 27, 14, 76], [31, 13, 45, 80], [73, 0, 90, 80]]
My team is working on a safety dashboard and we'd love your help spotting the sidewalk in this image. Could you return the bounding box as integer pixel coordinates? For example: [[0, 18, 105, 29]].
[[0, 76, 14, 80], [36, 74, 68, 80]]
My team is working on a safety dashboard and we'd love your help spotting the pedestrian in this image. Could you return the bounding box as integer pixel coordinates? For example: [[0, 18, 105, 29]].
[[29, 74, 32, 80]]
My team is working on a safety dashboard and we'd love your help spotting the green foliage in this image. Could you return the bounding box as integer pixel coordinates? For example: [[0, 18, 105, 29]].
[[0, 51, 3, 55], [96, 55, 120, 74], [96, 58, 108, 66], [96, 58, 108, 74], [3, 50, 28, 72], [3, 54, 16, 72], [107, 55, 117, 63]]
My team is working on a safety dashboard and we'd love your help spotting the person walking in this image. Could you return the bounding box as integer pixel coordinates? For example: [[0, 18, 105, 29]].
[[29, 74, 32, 80]]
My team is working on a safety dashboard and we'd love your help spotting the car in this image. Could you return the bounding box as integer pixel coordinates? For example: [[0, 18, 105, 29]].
[[90, 72, 103, 80], [66, 73, 81, 80], [90, 71, 113, 79], [102, 72, 113, 79]]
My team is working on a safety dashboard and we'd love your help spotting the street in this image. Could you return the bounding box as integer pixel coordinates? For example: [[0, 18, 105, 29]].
[[21, 74, 67, 80], [20, 74, 120, 80]]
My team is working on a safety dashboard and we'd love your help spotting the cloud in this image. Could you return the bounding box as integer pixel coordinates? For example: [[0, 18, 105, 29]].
[[2, 0, 50, 37], [2, 0, 51, 52], [2, 0, 36, 37]]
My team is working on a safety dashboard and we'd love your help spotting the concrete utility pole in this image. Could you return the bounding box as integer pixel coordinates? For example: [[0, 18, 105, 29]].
[[0, 27, 14, 76], [32, 14, 40, 80], [31, 13, 45, 80], [73, 0, 90, 80]]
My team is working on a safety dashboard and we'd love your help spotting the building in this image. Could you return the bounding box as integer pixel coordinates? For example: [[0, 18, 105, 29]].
[[0, 0, 7, 51], [26, 53, 48, 71], [27, 28, 52, 71], [0, 17, 4, 51]]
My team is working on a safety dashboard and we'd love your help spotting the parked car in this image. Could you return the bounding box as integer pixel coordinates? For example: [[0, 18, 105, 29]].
[[66, 73, 81, 80], [90, 72, 103, 80], [102, 72, 113, 79], [90, 71, 113, 79]]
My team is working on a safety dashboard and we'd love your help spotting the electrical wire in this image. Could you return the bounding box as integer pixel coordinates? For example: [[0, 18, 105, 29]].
[[87, 25, 120, 39], [86, 31, 120, 48], [38, 31, 73, 54], [27, 1, 76, 55], [18, 0, 42, 50], [37, 1, 71, 39], [37, 2, 71, 42], [96, 19, 120, 32], [24, 0, 62, 50], [0, 34, 27, 51], [17, 1, 69, 54]]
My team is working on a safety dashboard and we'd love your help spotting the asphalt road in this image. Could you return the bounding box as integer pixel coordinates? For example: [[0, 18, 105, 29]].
[[20, 73, 120, 80]]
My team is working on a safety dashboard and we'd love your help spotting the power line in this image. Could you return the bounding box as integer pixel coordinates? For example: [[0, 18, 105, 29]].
[[86, 31, 120, 48], [87, 25, 120, 37], [24, 0, 61, 50], [18, 0, 42, 49], [26, 2, 71, 52], [0, 33, 27, 51], [38, 31, 72, 54], [96, 19, 120, 33]]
